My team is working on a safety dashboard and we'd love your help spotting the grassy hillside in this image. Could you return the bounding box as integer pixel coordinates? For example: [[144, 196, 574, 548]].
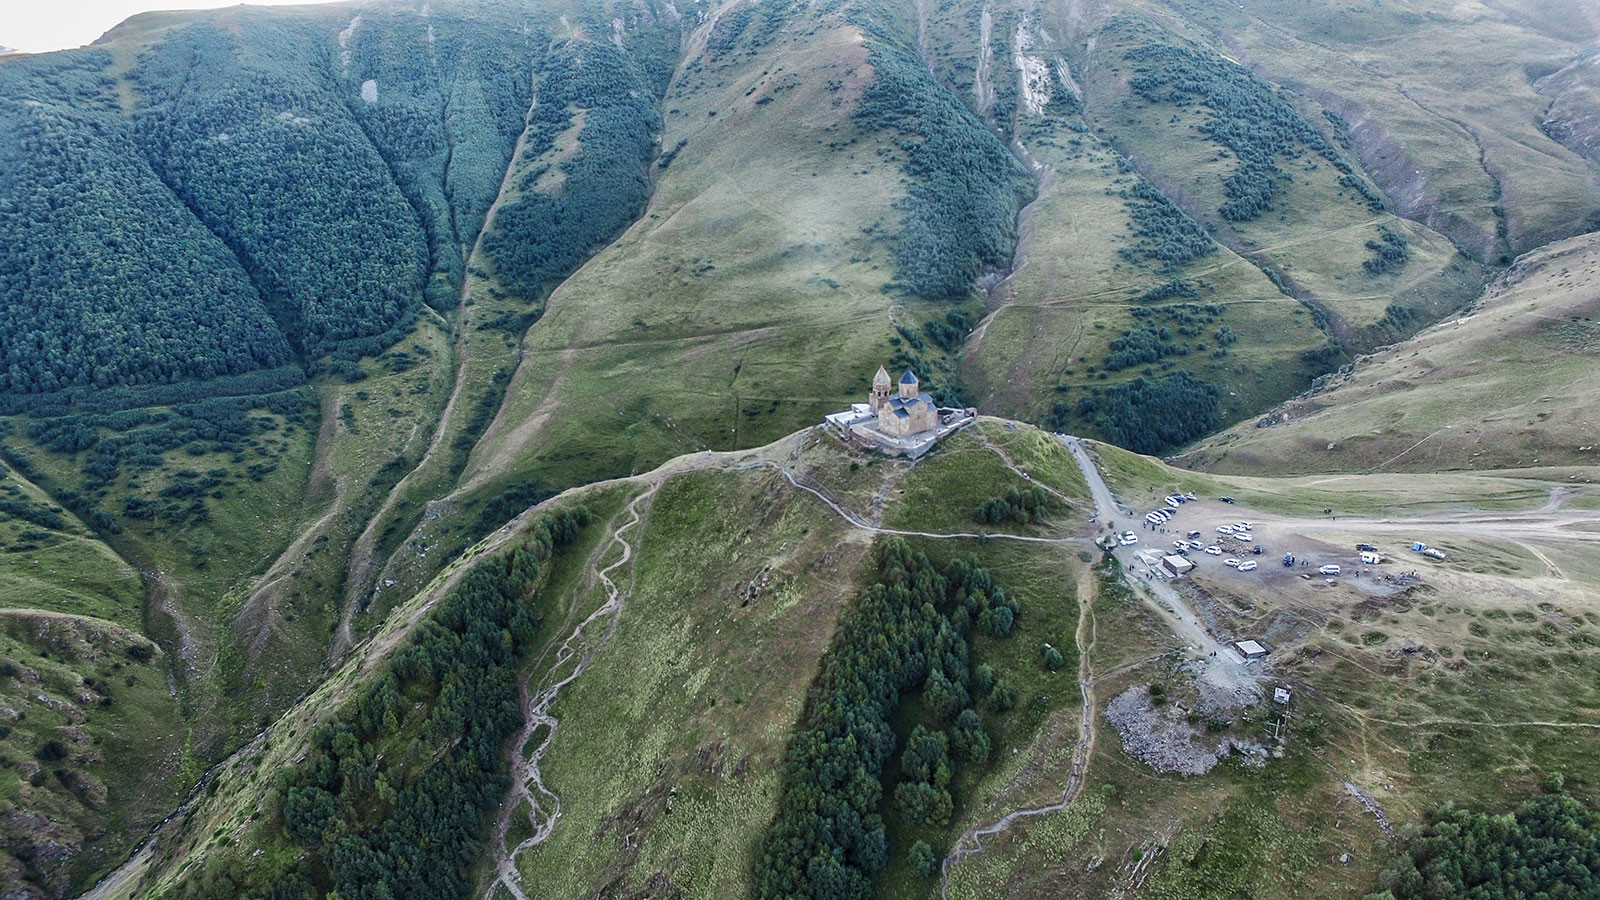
[[1183, 231, 1600, 475], [4, 0, 1600, 895], [87, 422, 1600, 900], [0, 459, 186, 897], [456, 0, 995, 499], [1164, 0, 1600, 260], [929, 1, 1488, 447]]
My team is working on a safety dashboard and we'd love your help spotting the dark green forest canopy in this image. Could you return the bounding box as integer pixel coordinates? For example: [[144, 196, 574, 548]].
[[758, 539, 1018, 899], [0, 4, 639, 402], [848, 1, 1034, 302], [0, 51, 292, 395], [129, 18, 430, 353], [1075, 370, 1222, 455], [1369, 791, 1600, 900], [480, 33, 669, 309], [340, 6, 538, 310]]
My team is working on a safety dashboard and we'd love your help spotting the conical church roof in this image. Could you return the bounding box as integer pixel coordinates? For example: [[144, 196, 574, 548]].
[[873, 365, 891, 386], [899, 369, 918, 385]]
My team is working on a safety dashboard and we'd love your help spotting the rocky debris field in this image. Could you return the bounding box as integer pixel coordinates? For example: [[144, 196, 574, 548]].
[[1104, 685, 1268, 775]]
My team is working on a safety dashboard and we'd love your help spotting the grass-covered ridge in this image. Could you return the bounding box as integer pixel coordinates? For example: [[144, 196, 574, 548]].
[[151, 507, 590, 900]]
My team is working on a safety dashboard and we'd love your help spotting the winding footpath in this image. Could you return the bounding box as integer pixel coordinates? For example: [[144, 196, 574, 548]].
[[481, 482, 659, 900], [939, 563, 1100, 898]]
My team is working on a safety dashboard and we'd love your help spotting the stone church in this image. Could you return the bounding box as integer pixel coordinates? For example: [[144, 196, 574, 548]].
[[869, 366, 938, 436]]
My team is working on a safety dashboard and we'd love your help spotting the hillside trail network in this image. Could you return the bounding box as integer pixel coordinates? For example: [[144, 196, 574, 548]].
[[481, 481, 659, 900], [74, 423, 1599, 900]]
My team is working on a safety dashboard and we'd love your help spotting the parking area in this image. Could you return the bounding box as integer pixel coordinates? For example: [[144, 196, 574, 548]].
[[1119, 494, 1421, 598]]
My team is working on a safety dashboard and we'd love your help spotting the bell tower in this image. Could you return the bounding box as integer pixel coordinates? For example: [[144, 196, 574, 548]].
[[870, 365, 892, 413]]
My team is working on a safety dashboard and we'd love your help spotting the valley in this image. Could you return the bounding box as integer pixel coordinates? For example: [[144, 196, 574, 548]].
[[1, 0, 1599, 897]]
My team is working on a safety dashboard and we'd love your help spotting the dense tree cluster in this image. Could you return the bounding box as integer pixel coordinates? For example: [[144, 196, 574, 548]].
[[0, 52, 293, 396], [923, 310, 975, 352], [1363, 225, 1411, 276], [342, 9, 537, 310], [757, 541, 1017, 899], [481, 37, 664, 312], [130, 21, 429, 354], [1115, 178, 1216, 272], [852, 6, 1033, 300], [470, 478, 555, 539], [1340, 173, 1389, 213], [703, 0, 802, 61], [1367, 790, 1600, 900], [1134, 279, 1199, 304], [269, 508, 590, 900], [1076, 371, 1222, 455], [0, 497, 67, 532], [1104, 325, 1185, 372], [1125, 42, 1359, 222], [972, 486, 1049, 525]]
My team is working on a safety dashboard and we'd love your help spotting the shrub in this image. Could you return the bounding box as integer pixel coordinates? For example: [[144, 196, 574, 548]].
[[1042, 645, 1065, 671]]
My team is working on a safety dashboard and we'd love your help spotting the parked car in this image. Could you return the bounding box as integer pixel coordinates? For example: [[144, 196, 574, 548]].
[[1187, 530, 1203, 539], [1205, 546, 1223, 555], [1120, 532, 1139, 545], [1320, 564, 1341, 576], [1216, 525, 1236, 534], [1219, 496, 1236, 504], [1356, 543, 1378, 553], [1237, 560, 1258, 572], [1252, 546, 1263, 555], [1224, 558, 1242, 568]]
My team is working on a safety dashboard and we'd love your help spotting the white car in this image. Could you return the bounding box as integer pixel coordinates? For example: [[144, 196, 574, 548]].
[[1173, 540, 1189, 550], [1216, 525, 1236, 534], [1120, 533, 1139, 545], [1223, 558, 1241, 568], [1237, 560, 1258, 572], [1205, 546, 1223, 555], [1235, 533, 1254, 543], [1237, 522, 1253, 529], [1146, 514, 1164, 525], [1320, 564, 1341, 576]]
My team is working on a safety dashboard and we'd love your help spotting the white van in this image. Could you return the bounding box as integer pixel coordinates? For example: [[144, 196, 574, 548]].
[[1319, 564, 1341, 576]]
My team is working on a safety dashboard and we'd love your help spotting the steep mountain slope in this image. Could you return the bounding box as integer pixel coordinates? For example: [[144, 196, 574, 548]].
[[458, 0, 1021, 493], [0, 2, 674, 891], [1183, 231, 1600, 475], [4, 0, 1600, 896], [1178, 0, 1600, 260], [942, 1, 1493, 436], [0, 459, 185, 898]]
